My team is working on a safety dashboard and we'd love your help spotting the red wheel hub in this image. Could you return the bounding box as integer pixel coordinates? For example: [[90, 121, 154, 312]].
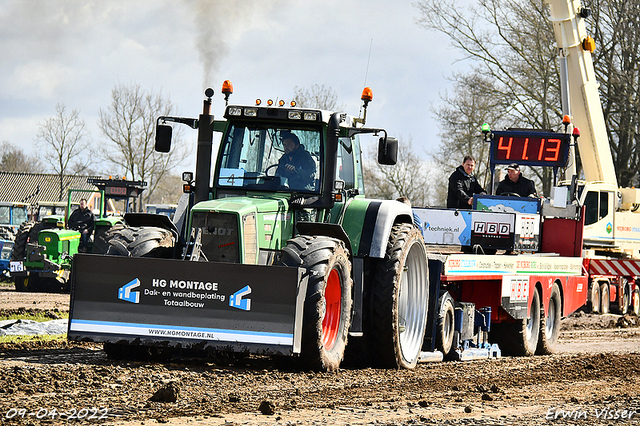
[[322, 268, 342, 350]]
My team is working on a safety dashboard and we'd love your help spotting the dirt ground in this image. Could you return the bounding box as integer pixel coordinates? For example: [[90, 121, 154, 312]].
[[0, 286, 639, 426]]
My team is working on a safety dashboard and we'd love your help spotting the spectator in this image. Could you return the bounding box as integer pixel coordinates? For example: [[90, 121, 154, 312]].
[[446, 156, 486, 209], [68, 198, 95, 252]]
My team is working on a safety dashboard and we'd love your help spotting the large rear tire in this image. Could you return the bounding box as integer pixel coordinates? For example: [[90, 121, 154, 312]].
[[370, 223, 429, 369], [435, 292, 455, 359], [279, 235, 352, 372], [600, 282, 610, 314], [537, 284, 561, 355], [105, 226, 175, 258]]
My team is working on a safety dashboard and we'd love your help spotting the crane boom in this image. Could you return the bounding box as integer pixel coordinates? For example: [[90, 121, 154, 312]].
[[544, 0, 618, 186]]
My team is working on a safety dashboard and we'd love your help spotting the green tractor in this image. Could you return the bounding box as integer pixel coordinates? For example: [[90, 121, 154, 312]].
[[10, 178, 146, 292], [69, 85, 429, 371]]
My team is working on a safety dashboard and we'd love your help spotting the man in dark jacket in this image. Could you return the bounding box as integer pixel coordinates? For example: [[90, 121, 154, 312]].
[[496, 163, 537, 197], [68, 198, 95, 252], [277, 131, 316, 190], [447, 156, 486, 209]]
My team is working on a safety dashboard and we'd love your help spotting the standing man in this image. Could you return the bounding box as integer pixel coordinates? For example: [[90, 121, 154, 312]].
[[496, 163, 537, 197], [68, 198, 95, 252], [447, 156, 486, 209]]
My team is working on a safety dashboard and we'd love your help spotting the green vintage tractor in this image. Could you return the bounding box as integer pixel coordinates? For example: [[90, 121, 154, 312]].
[[10, 178, 146, 292]]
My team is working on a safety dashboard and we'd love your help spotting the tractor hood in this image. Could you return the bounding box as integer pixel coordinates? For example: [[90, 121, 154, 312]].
[[188, 195, 294, 264]]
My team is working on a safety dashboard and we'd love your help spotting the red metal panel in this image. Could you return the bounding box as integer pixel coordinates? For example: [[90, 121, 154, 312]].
[[458, 279, 502, 321], [562, 275, 588, 315], [540, 207, 585, 257]]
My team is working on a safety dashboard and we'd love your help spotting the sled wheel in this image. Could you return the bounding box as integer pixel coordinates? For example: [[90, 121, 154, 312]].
[[370, 223, 429, 369], [105, 226, 175, 258], [435, 292, 455, 359], [499, 288, 540, 356], [587, 280, 601, 314], [600, 282, 610, 314], [537, 283, 561, 355], [279, 235, 352, 371]]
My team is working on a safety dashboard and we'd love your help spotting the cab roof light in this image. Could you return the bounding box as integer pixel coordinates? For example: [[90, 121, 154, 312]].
[[222, 80, 233, 106], [361, 87, 373, 103], [562, 115, 571, 125], [256, 99, 262, 106], [303, 111, 318, 121], [290, 100, 297, 107], [278, 100, 285, 107], [267, 99, 274, 106], [356, 87, 373, 125]]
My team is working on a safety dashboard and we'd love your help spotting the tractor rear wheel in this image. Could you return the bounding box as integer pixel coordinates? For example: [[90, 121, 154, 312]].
[[12, 221, 57, 293], [370, 223, 429, 369], [279, 235, 352, 372], [105, 226, 175, 258], [600, 282, 610, 314], [435, 292, 455, 359], [537, 284, 561, 355]]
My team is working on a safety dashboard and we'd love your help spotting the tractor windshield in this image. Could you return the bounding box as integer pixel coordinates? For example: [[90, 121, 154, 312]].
[[217, 124, 322, 193]]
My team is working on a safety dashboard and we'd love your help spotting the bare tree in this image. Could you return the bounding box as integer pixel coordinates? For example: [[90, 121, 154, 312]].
[[98, 83, 191, 210], [416, 0, 640, 188], [0, 141, 42, 173], [35, 104, 90, 200], [363, 138, 433, 207], [293, 84, 345, 110]]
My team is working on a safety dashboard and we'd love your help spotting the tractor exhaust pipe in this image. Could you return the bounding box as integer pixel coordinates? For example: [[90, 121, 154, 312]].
[[195, 88, 215, 204]]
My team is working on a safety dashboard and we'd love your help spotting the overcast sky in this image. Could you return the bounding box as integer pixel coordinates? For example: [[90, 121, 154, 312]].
[[0, 0, 467, 175]]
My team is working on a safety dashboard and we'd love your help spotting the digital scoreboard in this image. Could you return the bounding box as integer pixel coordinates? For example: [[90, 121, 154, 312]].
[[489, 130, 571, 168]]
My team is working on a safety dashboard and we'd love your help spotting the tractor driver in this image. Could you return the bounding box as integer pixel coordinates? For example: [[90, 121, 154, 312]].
[[68, 198, 95, 253], [276, 131, 316, 190]]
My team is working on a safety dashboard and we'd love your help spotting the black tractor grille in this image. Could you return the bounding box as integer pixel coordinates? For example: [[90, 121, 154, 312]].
[[192, 212, 239, 263]]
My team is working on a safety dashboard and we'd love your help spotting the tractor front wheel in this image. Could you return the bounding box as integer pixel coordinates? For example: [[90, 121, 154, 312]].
[[279, 235, 352, 372]]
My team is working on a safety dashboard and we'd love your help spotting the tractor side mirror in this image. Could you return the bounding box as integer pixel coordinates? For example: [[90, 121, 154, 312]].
[[155, 124, 173, 153], [378, 136, 398, 165]]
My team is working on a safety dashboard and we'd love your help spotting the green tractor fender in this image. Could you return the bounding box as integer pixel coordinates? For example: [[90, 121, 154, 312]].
[[340, 198, 414, 258]]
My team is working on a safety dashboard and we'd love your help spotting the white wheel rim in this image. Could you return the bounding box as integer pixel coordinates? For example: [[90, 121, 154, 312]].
[[397, 240, 428, 363]]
